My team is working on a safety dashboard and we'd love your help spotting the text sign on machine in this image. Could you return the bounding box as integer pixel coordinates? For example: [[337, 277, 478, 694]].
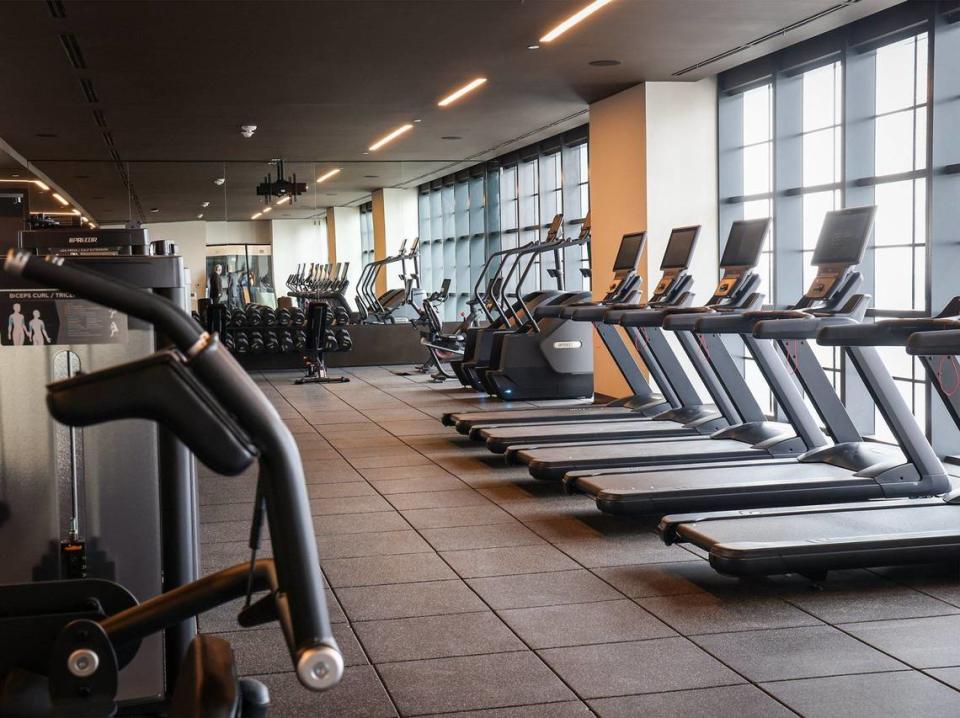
[[0, 290, 128, 346]]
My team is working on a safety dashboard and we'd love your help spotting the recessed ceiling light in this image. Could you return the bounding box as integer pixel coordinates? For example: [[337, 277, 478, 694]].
[[201, 201, 210, 208], [362, 151, 370, 155], [150, 208, 160, 213], [589, 59, 621, 67], [251, 212, 262, 220], [275, 195, 292, 206], [540, 0, 616, 43], [34, 180, 50, 191], [369, 123, 414, 151], [527, 44, 540, 50], [317, 168, 341, 184], [214, 178, 225, 186], [71, 210, 80, 216], [441, 136, 462, 140], [35, 133, 58, 138], [51, 192, 69, 206], [413, 119, 423, 123], [197, 213, 204, 219], [438, 77, 487, 107], [263, 206, 273, 213], [11, 173, 19, 178]]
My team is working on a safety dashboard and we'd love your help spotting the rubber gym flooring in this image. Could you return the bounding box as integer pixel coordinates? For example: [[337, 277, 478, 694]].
[[198, 366, 960, 717]]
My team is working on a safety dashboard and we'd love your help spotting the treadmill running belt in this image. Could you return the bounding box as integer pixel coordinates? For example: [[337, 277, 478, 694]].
[[516, 437, 787, 480], [478, 419, 692, 452], [450, 405, 635, 432], [671, 499, 956, 575], [570, 462, 871, 515]]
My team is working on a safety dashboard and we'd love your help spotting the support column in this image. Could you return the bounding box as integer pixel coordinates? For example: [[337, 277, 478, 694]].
[[372, 188, 419, 295], [327, 206, 361, 310], [588, 83, 648, 398]]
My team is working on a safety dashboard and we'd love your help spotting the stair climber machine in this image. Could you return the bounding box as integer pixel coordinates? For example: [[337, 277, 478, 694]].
[[453, 214, 570, 392], [355, 239, 425, 324], [477, 218, 770, 453], [511, 210, 887, 481], [483, 216, 595, 400], [444, 223, 700, 434], [286, 262, 351, 318], [0, 250, 342, 715]]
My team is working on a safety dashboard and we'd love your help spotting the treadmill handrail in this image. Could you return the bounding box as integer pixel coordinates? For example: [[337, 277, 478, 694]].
[[825, 318, 960, 348], [907, 326, 960, 355]]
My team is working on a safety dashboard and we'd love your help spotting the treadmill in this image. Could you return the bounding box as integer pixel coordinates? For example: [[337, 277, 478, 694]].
[[570, 208, 952, 516], [475, 219, 770, 453], [658, 301, 960, 579], [442, 225, 701, 434], [512, 208, 884, 481]]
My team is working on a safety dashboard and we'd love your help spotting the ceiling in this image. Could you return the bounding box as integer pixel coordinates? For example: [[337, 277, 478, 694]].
[[0, 0, 901, 224]]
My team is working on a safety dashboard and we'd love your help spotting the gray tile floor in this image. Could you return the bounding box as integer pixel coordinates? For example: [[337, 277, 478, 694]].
[[197, 366, 960, 717]]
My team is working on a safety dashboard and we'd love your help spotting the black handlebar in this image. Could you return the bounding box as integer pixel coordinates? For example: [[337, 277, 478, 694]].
[[3, 250, 344, 692]]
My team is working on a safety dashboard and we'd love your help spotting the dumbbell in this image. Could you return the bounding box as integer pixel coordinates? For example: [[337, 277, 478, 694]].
[[334, 306, 350, 326], [248, 330, 265, 354], [294, 329, 307, 351], [234, 331, 250, 354], [291, 308, 305, 326], [276, 308, 291, 326], [265, 330, 280, 354], [222, 332, 236, 352], [324, 329, 338, 352], [261, 307, 277, 325], [335, 327, 352, 351], [230, 309, 246, 327], [280, 329, 295, 353], [245, 307, 262, 326]]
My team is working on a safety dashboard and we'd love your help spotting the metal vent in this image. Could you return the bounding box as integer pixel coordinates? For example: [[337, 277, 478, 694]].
[[46, 0, 66, 18], [92, 109, 107, 128], [102, 131, 115, 148], [58, 33, 86, 69], [672, 0, 860, 76], [79, 77, 99, 103]]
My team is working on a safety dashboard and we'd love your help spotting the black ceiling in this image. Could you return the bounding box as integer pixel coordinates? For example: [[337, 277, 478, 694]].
[[0, 0, 901, 224]]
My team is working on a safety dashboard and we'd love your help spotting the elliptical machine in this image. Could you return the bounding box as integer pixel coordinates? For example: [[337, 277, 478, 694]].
[[0, 251, 343, 717]]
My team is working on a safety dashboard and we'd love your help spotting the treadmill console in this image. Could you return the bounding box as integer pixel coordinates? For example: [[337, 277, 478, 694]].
[[804, 206, 876, 301], [652, 225, 701, 297], [713, 218, 771, 298], [610, 231, 646, 289]]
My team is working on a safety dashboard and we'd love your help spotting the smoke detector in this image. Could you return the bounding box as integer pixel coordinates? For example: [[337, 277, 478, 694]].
[[240, 125, 257, 138]]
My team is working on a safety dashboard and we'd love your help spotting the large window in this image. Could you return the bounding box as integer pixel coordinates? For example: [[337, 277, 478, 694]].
[[418, 127, 589, 320], [717, 2, 960, 452]]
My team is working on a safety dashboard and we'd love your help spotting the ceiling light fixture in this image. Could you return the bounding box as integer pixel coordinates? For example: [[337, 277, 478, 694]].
[[89, 224, 96, 229], [540, 0, 615, 42], [52, 193, 69, 206], [214, 177, 226, 186], [527, 44, 540, 50], [438, 78, 487, 107], [81, 216, 88, 222], [150, 208, 160, 213], [201, 201, 210, 208], [34, 180, 50, 191], [251, 212, 262, 220], [262, 207, 272, 213], [197, 213, 204, 219], [369, 123, 413, 151], [316, 168, 341, 184], [71, 210, 81, 216], [258, 159, 305, 205], [275, 195, 292, 206]]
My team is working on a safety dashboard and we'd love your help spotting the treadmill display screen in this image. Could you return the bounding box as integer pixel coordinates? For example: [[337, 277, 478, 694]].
[[613, 232, 646, 271], [811, 206, 876, 265], [719, 218, 769, 268], [660, 226, 700, 269]]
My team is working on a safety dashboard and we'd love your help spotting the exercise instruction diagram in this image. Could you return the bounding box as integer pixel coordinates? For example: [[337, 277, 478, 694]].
[[0, 290, 127, 346]]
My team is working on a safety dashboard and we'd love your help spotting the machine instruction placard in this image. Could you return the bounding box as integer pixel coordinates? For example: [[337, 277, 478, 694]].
[[0, 290, 128, 346]]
